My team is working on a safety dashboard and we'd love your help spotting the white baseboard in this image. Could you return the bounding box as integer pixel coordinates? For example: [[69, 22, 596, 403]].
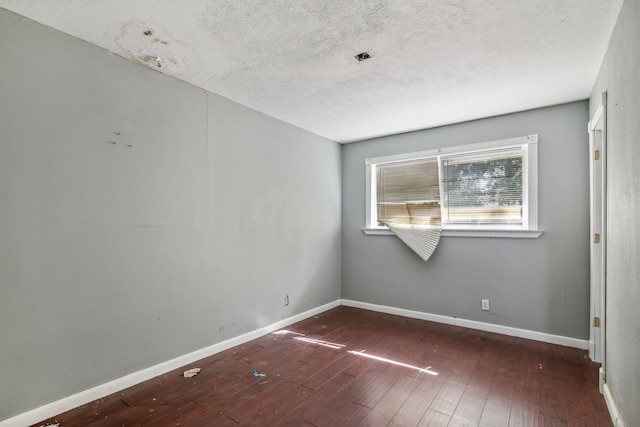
[[603, 383, 627, 427], [340, 299, 589, 350], [0, 300, 340, 427]]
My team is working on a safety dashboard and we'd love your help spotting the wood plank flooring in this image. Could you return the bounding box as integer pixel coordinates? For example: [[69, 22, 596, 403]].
[[33, 307, 611, 426]]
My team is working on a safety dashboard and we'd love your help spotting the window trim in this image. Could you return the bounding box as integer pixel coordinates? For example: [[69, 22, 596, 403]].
[[364, 135, 543, 238]]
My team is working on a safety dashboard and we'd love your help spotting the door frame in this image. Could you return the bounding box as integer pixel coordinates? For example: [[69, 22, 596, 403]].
[[588, 92, 607, 389]]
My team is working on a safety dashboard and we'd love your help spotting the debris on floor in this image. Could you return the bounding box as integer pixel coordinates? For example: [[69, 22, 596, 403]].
[[252, 370, 266, 377], [538, 363, 543, 370], [39, 423, 60, 427], [183, 367, 201, 378]]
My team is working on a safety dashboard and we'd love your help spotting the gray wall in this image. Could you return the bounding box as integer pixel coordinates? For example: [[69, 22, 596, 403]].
[[342, 102, 590, 339], [0, 9, 341, 421], [589, 0, 640, 425]]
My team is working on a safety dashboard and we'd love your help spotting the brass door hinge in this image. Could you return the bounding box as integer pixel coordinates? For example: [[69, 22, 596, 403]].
[[594, 317, 601, 328], [594, 233, 601, 244], [595, 150, 601, 160]]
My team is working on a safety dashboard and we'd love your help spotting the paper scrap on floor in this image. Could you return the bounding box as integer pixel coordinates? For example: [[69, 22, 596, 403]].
[[183, 367, 201, 377]]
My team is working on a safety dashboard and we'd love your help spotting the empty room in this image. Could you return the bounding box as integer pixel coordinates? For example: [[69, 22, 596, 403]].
[[1, 1, 638, 426]]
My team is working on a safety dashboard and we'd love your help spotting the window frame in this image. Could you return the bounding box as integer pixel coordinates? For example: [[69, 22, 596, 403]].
[[364, 135, 543, 239]]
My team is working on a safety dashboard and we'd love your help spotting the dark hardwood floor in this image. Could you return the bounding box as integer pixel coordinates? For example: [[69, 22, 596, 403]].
[[34, 307, 611, 426]]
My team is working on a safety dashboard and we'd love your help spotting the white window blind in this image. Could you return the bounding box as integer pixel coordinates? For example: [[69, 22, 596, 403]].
[[376, 159, 440, 226], [440, 148, 523, 226], [376, 159, 442, 261]]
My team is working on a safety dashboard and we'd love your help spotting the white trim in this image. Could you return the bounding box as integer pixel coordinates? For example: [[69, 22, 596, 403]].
[[588, 104, 604, 133], [525, 136, 539, 230], [365, 135, 536, 166], [0, 300, 341, 427], [603, 383, 627, 427], [363, 228, 395, 235], [588, 92, 607, 365], [441, 230, 543, 238], [363, 228, 543, 238], [340, 299, 588, 349], [365, 160, 376, 233]]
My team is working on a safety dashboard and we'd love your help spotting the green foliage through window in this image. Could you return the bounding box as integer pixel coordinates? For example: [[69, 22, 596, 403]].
[[442, 156, 522, 208]]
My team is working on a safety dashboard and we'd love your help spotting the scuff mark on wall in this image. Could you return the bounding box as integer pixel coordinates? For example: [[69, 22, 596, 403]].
[[104, 131, 132, 148]]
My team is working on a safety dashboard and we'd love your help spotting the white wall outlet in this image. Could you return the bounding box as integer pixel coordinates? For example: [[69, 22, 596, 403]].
[[481, 299, 490, 311]]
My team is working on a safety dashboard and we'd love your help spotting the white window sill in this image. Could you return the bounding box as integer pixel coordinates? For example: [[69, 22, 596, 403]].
[[363, 228, 544, 239]]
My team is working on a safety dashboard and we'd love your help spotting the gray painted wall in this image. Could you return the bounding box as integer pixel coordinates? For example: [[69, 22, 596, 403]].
[[0, 9, 341, 421], [589, 0, 640, 425], [342, 102, 590, 339]]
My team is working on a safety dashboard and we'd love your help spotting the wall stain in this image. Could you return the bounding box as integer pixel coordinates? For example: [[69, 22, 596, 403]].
[[115, 21, 180, 70]]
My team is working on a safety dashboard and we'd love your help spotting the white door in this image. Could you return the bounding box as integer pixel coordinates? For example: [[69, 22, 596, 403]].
[[588, 93, 606, 389]]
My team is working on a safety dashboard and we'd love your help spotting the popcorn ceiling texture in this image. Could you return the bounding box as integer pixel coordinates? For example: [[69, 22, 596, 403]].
[[0, 0, 623, 142]]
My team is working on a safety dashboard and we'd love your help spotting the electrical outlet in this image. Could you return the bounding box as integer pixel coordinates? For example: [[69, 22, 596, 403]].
[[284, 294, 289, 306], [481, 299, 490, 311]]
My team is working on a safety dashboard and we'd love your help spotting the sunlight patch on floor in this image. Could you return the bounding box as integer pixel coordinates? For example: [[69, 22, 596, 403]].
[[348, 350, 438, 375]]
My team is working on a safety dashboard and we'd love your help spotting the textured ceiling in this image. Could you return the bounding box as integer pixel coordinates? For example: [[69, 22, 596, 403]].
[[0, 1, 623, 142]]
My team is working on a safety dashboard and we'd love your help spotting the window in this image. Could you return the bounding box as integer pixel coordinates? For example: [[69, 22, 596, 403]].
[[365, 135, 541, 238]]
